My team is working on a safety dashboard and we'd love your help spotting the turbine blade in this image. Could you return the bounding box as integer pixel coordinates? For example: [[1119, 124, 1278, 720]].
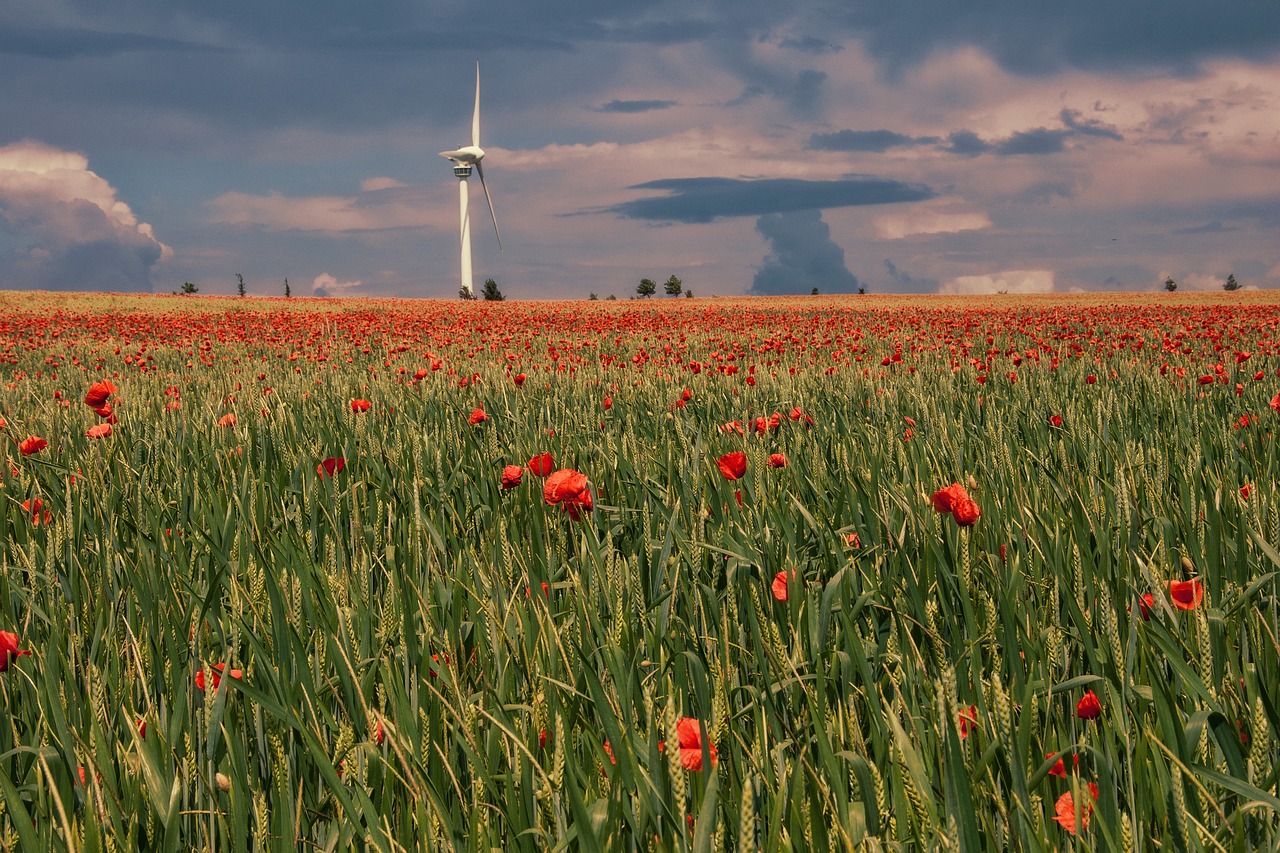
[[475, 162, 502, 250], [472, 62, 481, 149]]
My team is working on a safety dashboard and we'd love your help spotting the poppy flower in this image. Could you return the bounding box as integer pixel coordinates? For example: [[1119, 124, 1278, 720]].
[[1047, 751, 1081, 778], [0, 631, 31, 671], [528, 453, 554, 477], [1136, 593, 1155, 621], [137, 718, 147, 739], [513, 373, 526, 388], [717, 452, 747, 481], [501, 465, 524, 489], [373, 719, 385, 745], [771, 570, 793, 601], [1271, 392, 1280, 412], [195, 663, 242, 692], [217, 413, 236, 428], [544, 469, 589, 505], [84, 380, 116, 408], [18, 436, 48, 456], [1169, 578, 1204, 610], [86, 423, 112, 439], [561, 488, 594, 521], [1049, 414, 1063, 427], [21, 498, 52, 526], [767, 453, 788, 468], [930, 483, 969, 514], [1075, 690, 1102, 720], [1240, 483, 1252, 499], [952, 498, 981, 527], [718, 420, 744, 436], [1085, 375, 1097, 385], [351, 399, 371, 413], [317, 457, 346, 478], [659, 718, 718, 771], [468, 407, 488, 425], [845, 532, 861, 549], [958, 705, 979, 740], [1052, 783, 1098, 834], [602, 396, 612, 410]]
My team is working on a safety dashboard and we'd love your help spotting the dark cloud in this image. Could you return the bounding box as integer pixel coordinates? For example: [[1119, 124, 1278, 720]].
[[808, 129, 923, 152], [0, 26, 223, 59], [845, 1, 1280, 76], [751, 209, 862, 295], [596, 99, 678, 113], [994, 128, 1071, 155], [1059, 108, 1124, 140], [945, 131, 991, 157], [1172, 220, 1238, 235], [883, 258, 938, 293], [605, 176, 935, 223], [775, 35, 843, 54]]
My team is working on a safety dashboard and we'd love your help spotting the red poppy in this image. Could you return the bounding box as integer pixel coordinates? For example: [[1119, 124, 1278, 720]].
[[21, 498, 52, 526], [217, 413, 236, 428], [18, 436, 48, 456], [1271, 392, 1280, 412], [1240, 483, 1252, 499], [767, 453, 788, 468], [602, 396, 613, 410], [317, 457, 346, 478], [1052, 783, 1099, 834], [561, 488, 594, 521], [468, 407, 488, 425], [351, 399, 371, 413], [1085, 375, 1097, 385], [659, 718, 718, 771], [930, 483, 970, 514], [0, 631, 31, 671], [1047, 751, 1081, 778], [1075, 690, 1102, 720], [195, 662, 242, 692], [958, 705, 979, 740], [544, 469, 589, 505], [373, 718, 385, 745], [137, 718, 147, 739], [845, 532, 861, 549], [952, 498, 981, 527], [771, 570, 793, 601], [501, 465, 524, 489], [84, 380, 116, 408], [528, 453, 554, 477], [718, 420, 744, 436], [1169, 578, 1204, 610], [717, 452, 747, 481], [513, 373, 526, 388], [1049, 414, 1063, 427], [86, 423, 112, 439], [1136, 593, 1155, 621]]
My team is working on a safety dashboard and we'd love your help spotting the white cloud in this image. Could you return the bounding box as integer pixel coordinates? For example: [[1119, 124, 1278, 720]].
[[208, 187, 449, 233], [873, 201, 991, 239], [312, 272, 364, 297], [360, 177, 407, 191], [940, 269, 1054, 294], [0, 139, 171, 291]]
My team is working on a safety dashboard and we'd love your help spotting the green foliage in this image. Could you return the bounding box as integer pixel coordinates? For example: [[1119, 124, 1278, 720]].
[[482, 278, 504, 301], [0, 294, 1277, 849], [236, 273, 246, 298], [664, 275, 683, 296], [1224, 273, 1241, 291], [637, 278, 656, 298], [1165, 277, 1177, 292]]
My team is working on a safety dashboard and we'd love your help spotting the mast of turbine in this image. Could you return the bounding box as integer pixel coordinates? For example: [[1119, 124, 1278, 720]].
[[439, 62, 501, 298]]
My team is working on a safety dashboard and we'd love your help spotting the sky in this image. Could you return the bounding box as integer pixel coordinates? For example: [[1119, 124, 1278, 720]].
[[1, 1, 1278, 300]]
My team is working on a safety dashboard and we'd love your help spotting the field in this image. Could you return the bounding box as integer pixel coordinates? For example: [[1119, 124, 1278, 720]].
[[1, 290, 1278, 851]]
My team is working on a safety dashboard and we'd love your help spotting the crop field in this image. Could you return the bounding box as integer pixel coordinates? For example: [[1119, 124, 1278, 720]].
[[1, 289, 1279, 851]]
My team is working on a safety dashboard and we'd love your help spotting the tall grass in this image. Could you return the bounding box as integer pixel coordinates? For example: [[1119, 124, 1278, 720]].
[[0, 293, 1277, 850]]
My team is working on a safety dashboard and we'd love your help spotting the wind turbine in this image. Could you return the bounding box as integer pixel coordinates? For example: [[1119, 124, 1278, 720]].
[[439, 62, 501, 298]]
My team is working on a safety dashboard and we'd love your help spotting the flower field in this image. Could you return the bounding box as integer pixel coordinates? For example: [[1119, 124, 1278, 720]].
[[1, 290, 1279, 851]]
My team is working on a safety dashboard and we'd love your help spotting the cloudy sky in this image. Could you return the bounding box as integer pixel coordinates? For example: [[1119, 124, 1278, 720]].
[[1, 1, 1278, 299]]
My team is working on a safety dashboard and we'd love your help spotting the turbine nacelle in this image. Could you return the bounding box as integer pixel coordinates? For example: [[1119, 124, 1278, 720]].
[[439, 145, 485, 165]]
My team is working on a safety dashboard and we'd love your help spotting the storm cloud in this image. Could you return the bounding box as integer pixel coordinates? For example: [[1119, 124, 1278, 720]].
[[750, 209, 862, 295], [607, 177, 935, 223], [0, 140, 170, 291]]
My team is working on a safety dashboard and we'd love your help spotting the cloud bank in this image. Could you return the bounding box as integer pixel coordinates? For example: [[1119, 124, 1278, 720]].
[[0, 140, 170, 291], [751, 209, 862, 295]]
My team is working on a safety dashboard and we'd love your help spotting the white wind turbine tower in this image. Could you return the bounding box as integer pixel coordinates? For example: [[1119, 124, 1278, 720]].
[[439, 62, 501, 298]]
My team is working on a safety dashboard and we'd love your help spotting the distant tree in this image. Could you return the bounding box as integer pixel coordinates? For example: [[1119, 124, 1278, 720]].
[[481, 278, 505, 301], [811, 287, 819, 296], [637, 278, 657, 298], [685, 289, 693, 298], [606, 294, 618, 301], [236, 273, 246, 297], [1164, 277, 1177, 292], [459, 286, 476, 300], [181, 282, 198, 295], [858, 286, 866, 295], [284, 277, 291, 298], [588, 293, 599, 300], [1224, 273, 1240, 291], [664, 274, 683, 296]]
